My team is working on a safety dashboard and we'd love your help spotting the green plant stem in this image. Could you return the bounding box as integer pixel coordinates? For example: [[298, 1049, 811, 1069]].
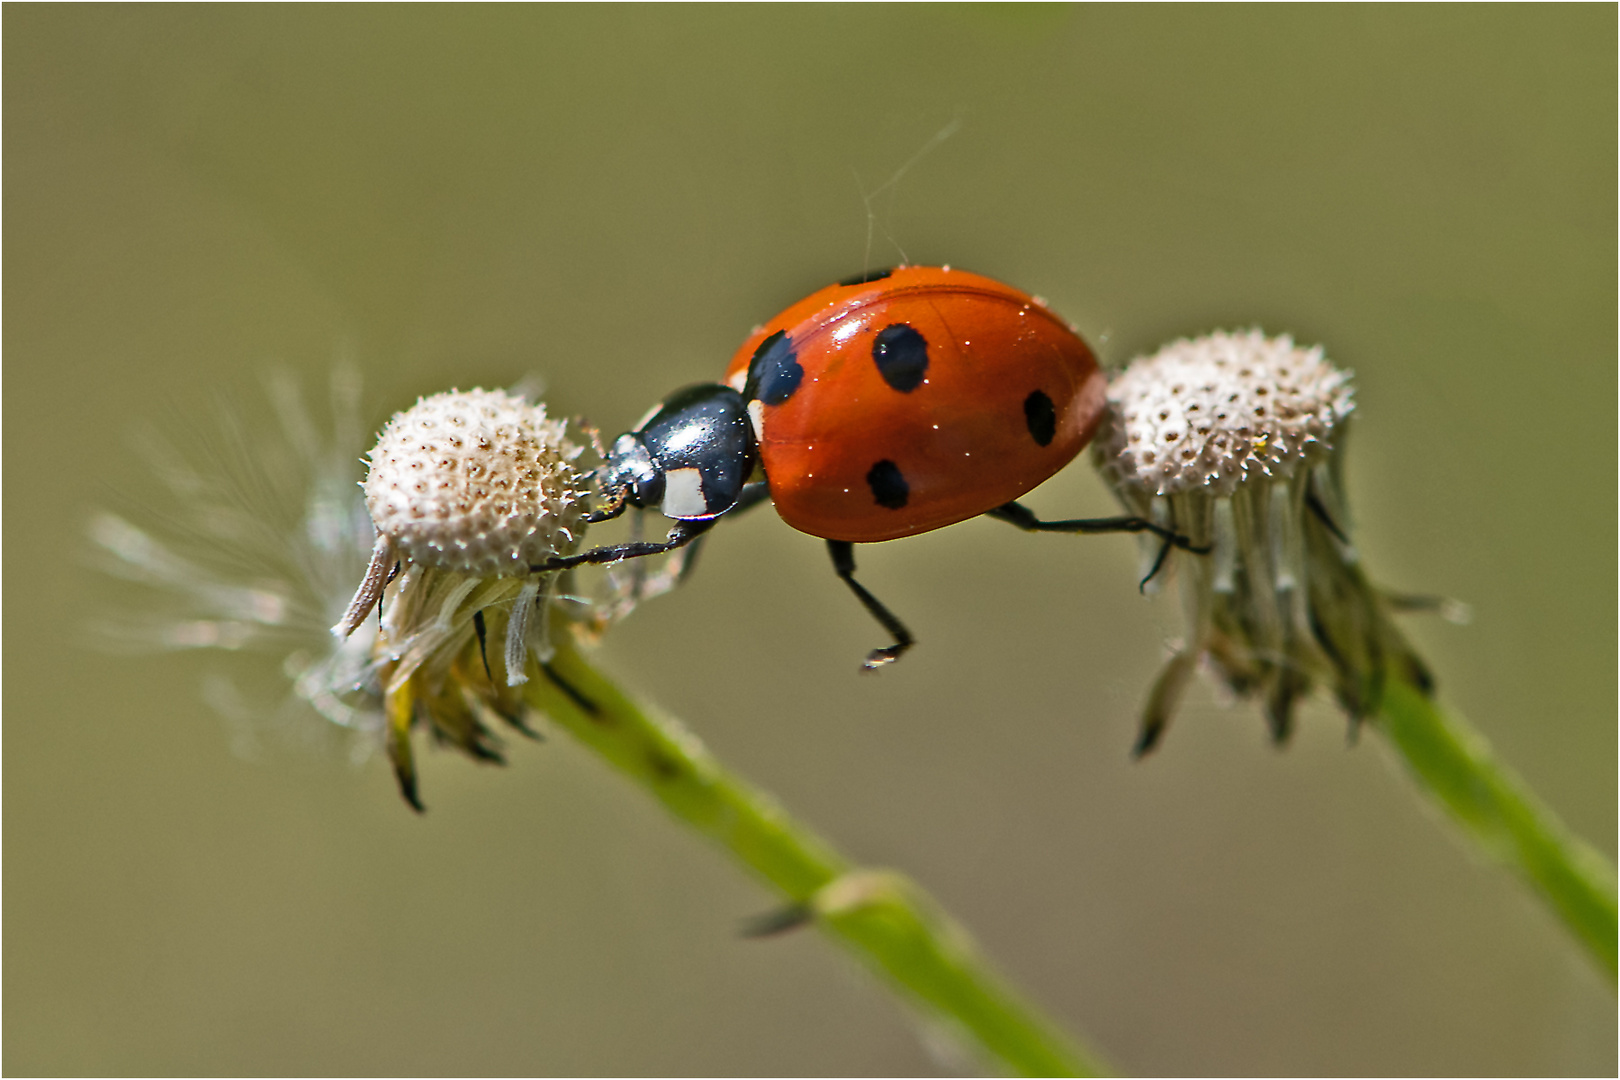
[[525, 626, 1107, 1077], [1376, 676, 1617, 982]]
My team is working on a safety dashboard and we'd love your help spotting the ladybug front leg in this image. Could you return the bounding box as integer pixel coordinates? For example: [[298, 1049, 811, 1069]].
[[984, 501, 1210, 589], [581, 489, 631, 525], [827, 540, 915, 671], [532, 516, 720, 573]]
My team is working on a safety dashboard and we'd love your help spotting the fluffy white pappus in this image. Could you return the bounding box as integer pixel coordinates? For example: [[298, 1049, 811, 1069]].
[[89, 367, 388, 756]]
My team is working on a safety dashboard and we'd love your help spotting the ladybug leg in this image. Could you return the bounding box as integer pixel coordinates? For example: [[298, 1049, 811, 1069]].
[[532, 517, 719, 573], [827, 540, 915, 670], [1128, 533, 1178, 593], [676, 483, 769, 572], [1304, 483, 1351, 545], [986, 501, 1211, 560], [987, 501, 1209, 591], [731, 480, 773, 516], [582, 489, 631, 525], [986, 500, 1207, 549], [664, 483, 771, 587]]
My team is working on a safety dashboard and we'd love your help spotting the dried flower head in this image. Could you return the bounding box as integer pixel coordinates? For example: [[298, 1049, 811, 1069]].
[[362, 388, 585, 575], [332, 388, 596, 809], [1093, 330, 1434, 753], [93, 373, 643, 810]]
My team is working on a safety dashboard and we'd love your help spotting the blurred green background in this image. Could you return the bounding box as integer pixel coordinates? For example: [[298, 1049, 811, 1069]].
[[6, 6, 1614, 1075]]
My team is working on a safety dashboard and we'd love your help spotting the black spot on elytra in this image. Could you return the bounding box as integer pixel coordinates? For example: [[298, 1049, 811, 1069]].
[[1024, 390, 1057, 446], [745, 330, 802, 405], [837, 267, 894, 286], [872, 323, 929, 392], [866, 459, 909, 509]]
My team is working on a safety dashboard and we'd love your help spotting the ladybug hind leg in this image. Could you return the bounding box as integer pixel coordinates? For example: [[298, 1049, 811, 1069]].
[[985, 501, 1210, 590], [827, 540, 916, 671]]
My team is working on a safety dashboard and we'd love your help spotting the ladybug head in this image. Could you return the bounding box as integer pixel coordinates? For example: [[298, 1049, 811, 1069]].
[[598, 432, 663, 510], [599, 383, 758, 521]]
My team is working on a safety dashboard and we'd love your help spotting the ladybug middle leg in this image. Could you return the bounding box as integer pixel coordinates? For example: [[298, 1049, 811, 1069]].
[[657, 482, 773, 587], [984, 501, 1211, 589], [827, 540, 915, 671]]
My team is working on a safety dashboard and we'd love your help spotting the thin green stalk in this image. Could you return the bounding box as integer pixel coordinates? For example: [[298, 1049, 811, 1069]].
[[1376, 677, 1617, 982], [526, 625, 1107, 1077]]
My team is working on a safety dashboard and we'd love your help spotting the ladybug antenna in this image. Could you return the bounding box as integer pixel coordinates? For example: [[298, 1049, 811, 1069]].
[[575, 416, 608, 460], [856, 115, 961, 275]]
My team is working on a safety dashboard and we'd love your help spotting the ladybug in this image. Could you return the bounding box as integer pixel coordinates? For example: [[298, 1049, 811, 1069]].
[[540, 266, 1197, 667]]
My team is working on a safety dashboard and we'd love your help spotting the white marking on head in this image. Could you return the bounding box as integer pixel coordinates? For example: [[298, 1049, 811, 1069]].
[[661, 467, 708, 518], [726, 369, 747, 392], [747, 399, 766, 443]]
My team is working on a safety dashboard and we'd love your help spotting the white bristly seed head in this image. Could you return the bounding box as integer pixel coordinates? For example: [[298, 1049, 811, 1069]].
[[364, 389, 586, 574], [1094, 330, 1353, 498], [1093, 330, 1432, 754]]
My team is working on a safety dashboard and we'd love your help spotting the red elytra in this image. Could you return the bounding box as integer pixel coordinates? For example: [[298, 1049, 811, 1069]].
[[723, 265, 1106, 543]]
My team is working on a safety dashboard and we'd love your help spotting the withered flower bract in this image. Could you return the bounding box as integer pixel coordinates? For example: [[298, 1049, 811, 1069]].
[[1093, 330, 1440, 753]]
